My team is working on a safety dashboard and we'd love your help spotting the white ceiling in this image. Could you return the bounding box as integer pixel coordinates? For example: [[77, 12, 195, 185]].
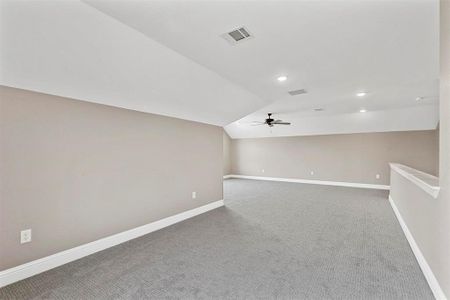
[[84, 0, 440, 138], [0, 0, 265, 126], [1, 0, 439, 137], [226, 105, 439, 139]]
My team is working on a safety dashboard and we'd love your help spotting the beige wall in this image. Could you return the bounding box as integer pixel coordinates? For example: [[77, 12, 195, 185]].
[[223, 131, 231, 175], [0, 86, 223, 271], [368, 3, 450, 297], [231, 130, 439, 185], [391, 2, 450, 298], [389, 169, 439, 261], [436, 1, 450, 295]]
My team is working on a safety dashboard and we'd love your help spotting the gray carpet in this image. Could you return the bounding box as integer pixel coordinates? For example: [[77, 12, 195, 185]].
[[1, 179, 433, 299]]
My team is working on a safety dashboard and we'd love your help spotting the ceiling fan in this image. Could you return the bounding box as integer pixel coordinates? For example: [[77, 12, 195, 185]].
[[251, 113, 291, 127]]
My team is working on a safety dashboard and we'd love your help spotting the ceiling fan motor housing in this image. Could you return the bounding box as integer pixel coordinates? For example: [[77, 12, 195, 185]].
[[266, 113, 274, 125]]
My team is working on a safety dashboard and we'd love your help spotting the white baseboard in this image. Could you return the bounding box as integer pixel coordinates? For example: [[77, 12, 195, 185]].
[[226, 174, 390, 190], [389, 195, 447, 300], [0, 199, 224, 288]]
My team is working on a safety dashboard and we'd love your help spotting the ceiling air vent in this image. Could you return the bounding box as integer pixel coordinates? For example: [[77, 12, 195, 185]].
[[221, 27, 253, 45], [288, 89, 307, 96]]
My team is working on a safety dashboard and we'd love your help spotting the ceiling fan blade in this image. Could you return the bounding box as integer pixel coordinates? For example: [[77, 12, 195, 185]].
[[274, 122, 291, 125], [273, 120, 290, 123], [250, 123, 266, 126], [239, 120, 264, 125]]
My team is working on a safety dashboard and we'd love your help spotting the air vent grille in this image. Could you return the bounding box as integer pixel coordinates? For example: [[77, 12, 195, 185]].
[[222, 27, 253, 44], [288, 89, 307, 96]]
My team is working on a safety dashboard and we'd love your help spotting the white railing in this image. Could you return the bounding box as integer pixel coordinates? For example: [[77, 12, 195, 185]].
[[389, 163, 439, 198]]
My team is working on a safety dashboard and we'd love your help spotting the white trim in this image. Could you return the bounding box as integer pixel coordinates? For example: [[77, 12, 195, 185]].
[[390, 163, 440, 198], [389, 195, 447, 300], [223, 175, 233, 179], [0, 200, 224, 288], [226, 174, 390, 190]]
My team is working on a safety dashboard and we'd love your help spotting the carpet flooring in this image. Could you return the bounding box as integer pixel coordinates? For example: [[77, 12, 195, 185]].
[[0, 179, 433, 299]]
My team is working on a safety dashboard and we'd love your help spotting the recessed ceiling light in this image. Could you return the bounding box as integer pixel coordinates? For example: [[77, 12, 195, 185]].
[[359, 109, 367, 113], [416, 97, 424, 101], [356, 92, 367, 97], [277, 75, 288, 82]]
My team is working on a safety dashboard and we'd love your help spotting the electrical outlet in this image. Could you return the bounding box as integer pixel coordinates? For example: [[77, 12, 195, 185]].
[[262, 169, 265, 173], [376, 174, 380, 179], [192, 192, 196, 199], [20, 229, 32, 244]]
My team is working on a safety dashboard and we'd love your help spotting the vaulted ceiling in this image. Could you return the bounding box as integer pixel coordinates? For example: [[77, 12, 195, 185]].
[[0, 0, 264, 126], [1, 0, 439, 138]]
